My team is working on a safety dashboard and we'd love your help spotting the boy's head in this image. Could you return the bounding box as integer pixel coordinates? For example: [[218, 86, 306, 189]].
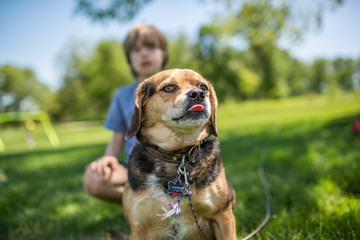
[[124, 24, 168, 78]]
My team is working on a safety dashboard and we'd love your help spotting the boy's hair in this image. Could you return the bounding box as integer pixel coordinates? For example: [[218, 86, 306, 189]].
[[124, 24, 168, 77]]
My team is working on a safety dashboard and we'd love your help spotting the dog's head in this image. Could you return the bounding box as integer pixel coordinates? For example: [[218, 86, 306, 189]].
[[125, 69, 218, 151]]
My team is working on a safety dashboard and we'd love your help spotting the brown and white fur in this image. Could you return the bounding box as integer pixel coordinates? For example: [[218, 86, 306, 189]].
[[123, 69, 236, 240]]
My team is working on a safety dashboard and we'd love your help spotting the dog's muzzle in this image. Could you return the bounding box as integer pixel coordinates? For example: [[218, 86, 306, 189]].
[[187, 90, 206, 102]]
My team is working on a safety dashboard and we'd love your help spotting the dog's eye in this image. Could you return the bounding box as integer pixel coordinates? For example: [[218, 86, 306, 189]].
[[199, 84, 208, 93], [162, 85, 177, 93]]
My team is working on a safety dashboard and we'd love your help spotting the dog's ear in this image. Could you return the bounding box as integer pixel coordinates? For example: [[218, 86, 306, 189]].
[[125, 82, 147, 140], [208, 81, 218, 137]]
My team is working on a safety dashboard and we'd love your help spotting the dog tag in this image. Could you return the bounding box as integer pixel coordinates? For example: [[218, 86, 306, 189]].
[[167, 179, 189, 196]]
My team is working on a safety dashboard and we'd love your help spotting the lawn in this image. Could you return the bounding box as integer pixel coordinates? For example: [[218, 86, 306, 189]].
[[1, 93, 360, 240]]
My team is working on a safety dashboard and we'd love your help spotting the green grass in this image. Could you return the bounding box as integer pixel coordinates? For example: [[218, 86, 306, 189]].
[[1, 93, 360, 240]]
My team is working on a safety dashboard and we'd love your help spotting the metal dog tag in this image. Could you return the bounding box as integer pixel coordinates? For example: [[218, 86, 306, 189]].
[[167, 179, 189, 196]]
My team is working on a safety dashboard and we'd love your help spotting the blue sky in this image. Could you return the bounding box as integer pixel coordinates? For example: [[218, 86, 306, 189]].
[[0, 0, 359, 89]]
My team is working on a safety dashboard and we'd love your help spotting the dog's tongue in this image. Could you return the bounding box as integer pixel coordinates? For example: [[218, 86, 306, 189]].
[[189, 104, 204, 112]]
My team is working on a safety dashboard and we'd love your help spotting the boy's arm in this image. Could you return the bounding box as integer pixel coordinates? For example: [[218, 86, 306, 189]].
[[105, 131, 125, 157], [87, 132, 125, 179]]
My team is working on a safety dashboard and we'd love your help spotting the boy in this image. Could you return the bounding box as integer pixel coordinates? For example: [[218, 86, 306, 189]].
[[83, 24, 168, 204]]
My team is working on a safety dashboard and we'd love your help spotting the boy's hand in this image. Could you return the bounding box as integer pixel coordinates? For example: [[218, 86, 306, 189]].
[[86, 156, 120, 180]]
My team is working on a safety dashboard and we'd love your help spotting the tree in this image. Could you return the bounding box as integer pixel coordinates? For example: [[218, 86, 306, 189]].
[[331, 58, 354, 91], [74, 0, 345, 27], [354, 58, 360, 91], [56, 41, 90, 120], [201, 0, 345, 98], [310, 59, 329, 93], [238, 68, 261, 99], [73, 0, 346, 100], [74, 0, 152, 23], [85, 40, 132, 116], [167, 35, 199, 71], [195, 27, 241, 102], [0, 65, 55, 113], [56, 40, 132, 121]]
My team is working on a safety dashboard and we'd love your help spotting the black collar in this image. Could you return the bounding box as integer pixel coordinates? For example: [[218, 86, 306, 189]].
[[144, 144, 201, 164]]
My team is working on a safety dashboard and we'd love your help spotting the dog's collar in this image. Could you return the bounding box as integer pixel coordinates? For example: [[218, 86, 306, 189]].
[[145, 144, 201, 164]]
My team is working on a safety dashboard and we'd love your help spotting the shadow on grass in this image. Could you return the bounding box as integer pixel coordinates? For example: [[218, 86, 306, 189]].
[[1, 113, 359, 239], [0, 143, 128, 240], [220, 113, 360, 239]]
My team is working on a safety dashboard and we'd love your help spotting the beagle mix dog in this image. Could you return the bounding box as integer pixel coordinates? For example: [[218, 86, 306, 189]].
[[124, 69, 236, 240]]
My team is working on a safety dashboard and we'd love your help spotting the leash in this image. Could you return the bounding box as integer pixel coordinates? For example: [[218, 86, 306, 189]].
[[160, 155, 209, 240], [177, 156, 209, 240], [162, 191, 209, 240], [188, 195, 209, 240], [159, 125, 279, 239], [241, 125, 281, 240]]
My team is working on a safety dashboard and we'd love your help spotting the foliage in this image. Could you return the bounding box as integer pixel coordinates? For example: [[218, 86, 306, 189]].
[[72, 0, 347, 96], [1, 38, 359, 121], [55, 41, 90, 120], [194, 34, 242, 102], [238, 68, 261, 99], [74, 0, 345, 31], [70, 0, 349, 102], [332, 58, 355, 91], [85, 41, 132, 115], [56, 40, 132, 121], [1, 0, 357, 121], [0, 65, 57, 114], [196, 0, 346, 99], [74, 0, 152, 24], [310, 59, 330, 93], [167, 35, 198, 71], [0, 94, 359, 239]]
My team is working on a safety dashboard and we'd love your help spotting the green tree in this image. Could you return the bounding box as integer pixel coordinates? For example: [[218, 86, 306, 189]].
[[74, 0, 152, 23], [85, 40, 132, 117], [232, 1, 290, 97], [73, 0, 346, 100], [0, 65, 55, 113], [286, 58, 309, 96], [238, 68, 261, 99], [74, 0, 345, 28], [331, 58, 354, 91], [56, 41, 90, 120], [56, 40, 132, 121], [354, 58, 360, 91], [195, 27, 241, 102], [167, 35, 199, 71], [273, 49, 309, 97], [196, 0, 345, 98], [310, 59, 329, 93]]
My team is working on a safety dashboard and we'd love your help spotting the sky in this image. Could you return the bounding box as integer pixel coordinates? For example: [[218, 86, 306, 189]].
[[0, 0, 359, 89]]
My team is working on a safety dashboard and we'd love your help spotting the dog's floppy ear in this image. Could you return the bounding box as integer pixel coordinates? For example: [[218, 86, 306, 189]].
[[125, 82, 147, 140], [208, 81, 218, 137]]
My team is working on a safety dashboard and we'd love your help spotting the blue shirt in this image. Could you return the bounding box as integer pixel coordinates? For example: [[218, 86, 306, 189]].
[[104, 82, 139, 165]]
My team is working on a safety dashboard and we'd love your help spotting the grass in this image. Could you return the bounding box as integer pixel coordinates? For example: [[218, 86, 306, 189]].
[[1, 93, 360, 240]]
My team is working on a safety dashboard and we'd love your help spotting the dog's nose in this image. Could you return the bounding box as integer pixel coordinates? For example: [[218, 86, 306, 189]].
[[187, 90, 205, 101]]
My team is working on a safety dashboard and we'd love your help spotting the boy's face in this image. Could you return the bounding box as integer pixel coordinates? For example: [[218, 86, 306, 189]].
[[130, 42, 164, 80]]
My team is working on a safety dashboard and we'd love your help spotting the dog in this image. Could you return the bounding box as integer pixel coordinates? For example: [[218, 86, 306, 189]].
[[123, 69, 236, 240]]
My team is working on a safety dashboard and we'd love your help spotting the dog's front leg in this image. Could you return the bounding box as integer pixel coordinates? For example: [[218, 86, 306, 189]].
[[128, 231, 139, 240], [212, 204, 237, 240]]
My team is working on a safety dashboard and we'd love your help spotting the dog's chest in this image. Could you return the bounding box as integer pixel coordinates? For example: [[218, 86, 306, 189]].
[[133, 173, 216, 239]]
